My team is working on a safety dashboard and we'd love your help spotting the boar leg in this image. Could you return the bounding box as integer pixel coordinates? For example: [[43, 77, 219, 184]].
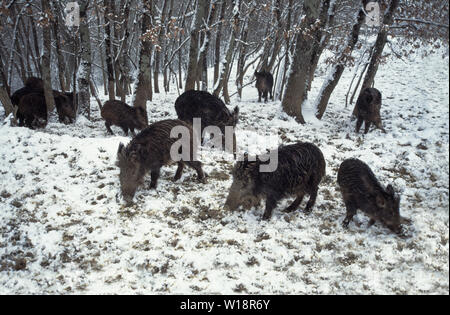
[[120, 125, 129, 136], [356, 118, 364, 133], [150, 169, 161, 189], [368, 219, 376, 228], [130, 128, 137, 137], [174, 162, 185, 181], [105, 122, 114, 135], [186, 161, 206, 183], [18, 114, 25, 127], [364, 121, 371, 134], [264, 91, 269, 103], [262, 195, 280, 221], [284, 193, 305, 213], [25, 116, 34, 129], [304, 188, 318, 214], [258, 91, 262, 103], [342, 201, 357, 228]]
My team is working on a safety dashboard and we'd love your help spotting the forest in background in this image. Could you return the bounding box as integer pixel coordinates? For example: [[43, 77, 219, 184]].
[[0, 0, 448, 123]]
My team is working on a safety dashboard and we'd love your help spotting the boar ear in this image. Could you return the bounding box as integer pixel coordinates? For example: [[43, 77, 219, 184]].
[[386, 184, 395, 196]]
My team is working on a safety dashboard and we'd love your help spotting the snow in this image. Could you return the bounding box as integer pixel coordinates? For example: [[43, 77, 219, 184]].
[[0, 50, 448, 294]]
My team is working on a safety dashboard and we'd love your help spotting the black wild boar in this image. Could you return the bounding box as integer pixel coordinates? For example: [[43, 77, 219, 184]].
[[11, 87, 36, 107], [254, 70, 274, 103], [17, 93, 48, 128], [175, 90, 239, 153], [225, 142, 326, 221], [117, 119, 206, 203], [54, 92, 77, 124], [25, 77, 44, 90], [355, 88, 386, 134], [11, 77, 44, 106], [101, 100, 148, 136], [337, 158, 401, 234]]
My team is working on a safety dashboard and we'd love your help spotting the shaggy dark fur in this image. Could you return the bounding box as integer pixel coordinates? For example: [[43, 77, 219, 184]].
[[337, 158, 401, 233], [101, 100, 148, 136], [24, 77, 44, 90], [225, 142, 326, 220], [117, 119, 206, 203], [54, 92, 76, 124], [175, 90, 239, 153], [254, 71, 274, 103], [17, 93, 48, 129], [355, 88, 385, 134]]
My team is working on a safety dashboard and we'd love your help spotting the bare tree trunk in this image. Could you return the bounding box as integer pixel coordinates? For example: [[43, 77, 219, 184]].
[[307, 0, 335, 92], [134, 0, 153, 111], [118, 0, 132, 102], [41, 0, 56, 113], [315, 0, 368, 120], [154, 0, 169, 94], [281, 0, 321, 124], [198, 0, 217, 91], [52, 1, 67, 92], [266, 0, 283, 72], [0, 53, 14, 118], [278, 0, 293, 101], [214, 0, 226, 86], [185, 0, 209, 91], [77, 0, 92, 119], [95, 6, 108, 96], [357, 0, 400, 108], [214, 0, 241, 101], [104, 0, 115, 100], [163, 0, 174, 92]]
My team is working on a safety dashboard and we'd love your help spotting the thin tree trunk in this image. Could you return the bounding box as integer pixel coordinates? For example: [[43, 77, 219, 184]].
[[279, 0, 293, 101], [41, 0, 56, 113], [198, 0, 218, 91], [315, 0, 368, 120], [104, 0, 115, 100], [134, 0, 153, 111], [52, 1, 67, 92], [214, 0, 226, 86], [154, 0, 169, 94], [0, 53, 15, 118], [361, 0, 400, 91], [77, 0, 92, 119], [214, 0, 241, 101], [307, 0, 335, 92]]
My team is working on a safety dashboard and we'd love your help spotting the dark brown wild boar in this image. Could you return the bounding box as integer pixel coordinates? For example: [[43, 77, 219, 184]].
[[175, 90, 239, 154], [101, 100, 148, 136], [54, 92, 77, 124], [254, 71, 274, 103], [117, 119, 206, 203], [17, 93, 48, 129], [24, 77, 44, 90], [355, 88, 386, 134], [337, 158, 402, 234], [225, 142, 326, 221]]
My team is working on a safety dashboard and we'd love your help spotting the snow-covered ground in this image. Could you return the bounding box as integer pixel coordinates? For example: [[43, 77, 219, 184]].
[[0, 51, 448, 294]]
